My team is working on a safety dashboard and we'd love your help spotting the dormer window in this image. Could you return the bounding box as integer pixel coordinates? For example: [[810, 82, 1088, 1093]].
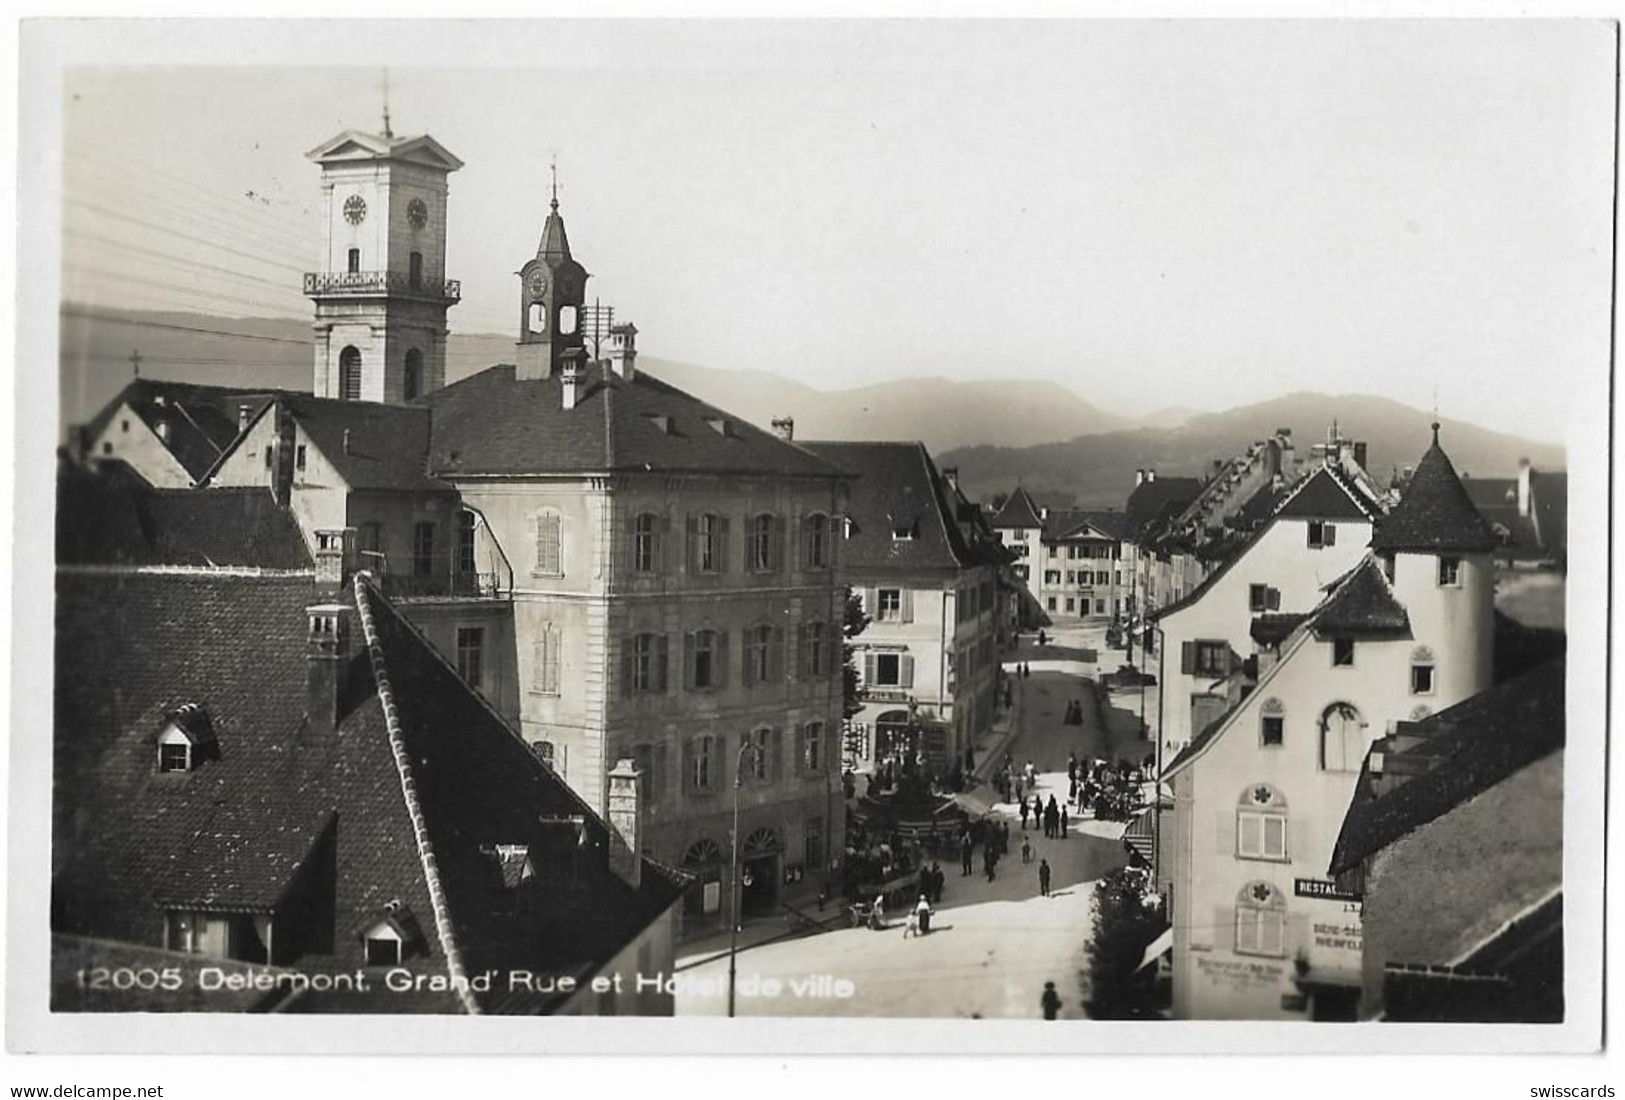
[[156, 703, 216, 773], [891, 524, 915, 541], [363, 924, 403, 966], [158, 737, 192, 773], [360, 899, 425, 966]]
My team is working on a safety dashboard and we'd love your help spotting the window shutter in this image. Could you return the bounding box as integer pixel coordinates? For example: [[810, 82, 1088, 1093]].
[[1238, 813, 1262, 858], [1228, 647, 1244, 675], [899, 588, 914, 623], [770, 727, 784, 781], [1181, 641, 1197, 675], [1236, 906, 1258, 954], [683, 632, 697, 690], [655, 744, 669, 802], [539, 513, 561, 574], [683, 737, 696, 790], [1264, 815, 1287, 859], [620, 637, 634, 698], [828, 514, 841, 567], [618, 514, 635, 575], [772, 513, 786, 571], [655, 635, 670, 692], [657, 515, 672, 574], [546, 628, 560, 693], [900, 653, 915, 688], [1268, 586, 1281, 611], [1325, 523, 1337, 546], [770, 627, 786, 683], [715, 733, 728, 787], [863, 588, 878, 618], [715, 628, 731, 688], [685, 515, 699, 572], [742, 633, 757, 688], [717, 515, 731, 572], [1215, 810, 1233, 856], [795, 624, 808, 680], [863, 651, 877, 686]]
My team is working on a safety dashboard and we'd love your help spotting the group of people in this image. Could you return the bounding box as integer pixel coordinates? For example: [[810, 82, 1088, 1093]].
[[1062, 698, 1088, 725], [1068, 752, 1151, 823], [957, 821, 1009, 883], [1019, 792, 1069, 839]]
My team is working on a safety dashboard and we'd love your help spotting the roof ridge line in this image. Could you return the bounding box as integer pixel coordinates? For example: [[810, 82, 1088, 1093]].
[[1164, 623, 1318, 780], [351, 573, 481, 1016], [919, 445, 969, 567]]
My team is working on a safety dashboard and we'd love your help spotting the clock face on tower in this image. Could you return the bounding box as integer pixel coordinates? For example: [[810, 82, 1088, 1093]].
[[407, 198, 429, 230], [528, 271, 548, 297], [343, 194, 367, 225]]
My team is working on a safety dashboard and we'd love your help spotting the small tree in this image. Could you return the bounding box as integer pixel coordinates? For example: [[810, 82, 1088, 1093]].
[[841, 586, 870, 722], [1082, 865, 1167, 1019]]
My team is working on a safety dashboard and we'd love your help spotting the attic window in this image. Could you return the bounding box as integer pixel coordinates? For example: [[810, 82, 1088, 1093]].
[[156, 704, 216, 773], [891, 524, 916, 542], [705, 417, 733, 438], [362, 924, 403, 966], [361, 899, 425, 965], [644, 414, 674, 435]]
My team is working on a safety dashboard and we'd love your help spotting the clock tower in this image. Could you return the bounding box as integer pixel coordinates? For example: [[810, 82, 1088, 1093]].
[[304, 127, 463, 403], [516, 187, 589, 382]]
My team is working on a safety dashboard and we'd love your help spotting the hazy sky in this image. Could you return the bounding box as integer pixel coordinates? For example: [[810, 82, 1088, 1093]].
[[54, 21, 1614, 445]]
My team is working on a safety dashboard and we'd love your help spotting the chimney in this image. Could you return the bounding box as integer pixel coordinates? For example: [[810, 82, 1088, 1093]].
[[1517, 457, 1532, 517], [342, 428, 353, 455], [770, 416, 795, 442], [270, 405, 296, 507], [605, 758, 643, 888], [1135, 468, 1146, 486], [1146, 468, 1156, 483], [1039, 506, 1049, 521], [1353, 442, 1368, 471], [305, 603, 352, 737], [314, 528, 355, 590], [942, 466, 959, 494], [155, 420, 170, 444], [238, 404, 252, 432], [561, 350, 584, 411], [608, 323, 639, 381]]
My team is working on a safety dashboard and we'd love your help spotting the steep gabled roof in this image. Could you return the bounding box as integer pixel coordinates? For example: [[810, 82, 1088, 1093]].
[[420, 365, 847, 480], [283, 395, 450, 494], [1273, 463, 1383, 522], [989, 485, 1045, 530], [1310, 558, 1411, 636], [1328, 658, 1565, 876], [1043, 509, 1129, 543], [801, 441, 987, 574], [52, 568, 683, 1014], [57, 462, 311, 570], [1371, 430, 1501, 553], [83, 379, 285, 483], [1125, 477, 1203, 536]]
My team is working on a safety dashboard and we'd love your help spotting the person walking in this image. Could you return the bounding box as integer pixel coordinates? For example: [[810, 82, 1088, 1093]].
[[1038, 858, 1052, 897], [930, 861, 945, 903], [960, 832, 974, 877], [983, 845, 998, 883], [1019, 795, 1031, 830], [1060, 805, 1069, 839], [1021, 836, 1033, 865], [1041, 981, 1062, 1020], [915, 894, 933, 936]]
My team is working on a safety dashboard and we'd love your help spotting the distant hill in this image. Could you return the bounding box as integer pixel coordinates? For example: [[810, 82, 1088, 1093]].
[[58, 306, 1130, 452], [939, 392, 1567, 510]]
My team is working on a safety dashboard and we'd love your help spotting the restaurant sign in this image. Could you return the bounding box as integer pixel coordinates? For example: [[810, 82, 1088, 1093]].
[[1294, 877, 1361, 903]]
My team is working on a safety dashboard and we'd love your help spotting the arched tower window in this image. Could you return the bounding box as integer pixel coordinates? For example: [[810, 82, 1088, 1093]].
[[1235, 881, 1288, 957], [1319, 702, 1366, 772], [347, 248, 361, 275], [409, 251, 423, 289], [338, 346, 362, 401], [403, 348, 423, 401], [528, 303, 547, 336], [558, 305, 579, 336]]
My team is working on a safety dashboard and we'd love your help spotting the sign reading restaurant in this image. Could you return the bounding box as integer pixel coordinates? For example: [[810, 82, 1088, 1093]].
[[1294, 877, 1361, 903]]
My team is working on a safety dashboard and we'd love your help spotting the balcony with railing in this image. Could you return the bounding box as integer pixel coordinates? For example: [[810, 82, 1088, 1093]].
[[363, 551, 511, 603], [304, 270, 462, 303]]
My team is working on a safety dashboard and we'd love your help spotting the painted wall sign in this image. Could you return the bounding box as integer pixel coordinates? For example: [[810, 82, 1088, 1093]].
[[1294, 877, 1361, 903]]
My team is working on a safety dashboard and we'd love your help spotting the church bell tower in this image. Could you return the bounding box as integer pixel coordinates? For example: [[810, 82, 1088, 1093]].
[[516, 175, 590, 381], [304, 123, 463, 403]]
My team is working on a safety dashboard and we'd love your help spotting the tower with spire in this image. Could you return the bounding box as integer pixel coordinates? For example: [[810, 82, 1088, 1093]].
[[303, 111, 463, 404], [516, 167, 590, 382], [1370, 422, 1500, 706]]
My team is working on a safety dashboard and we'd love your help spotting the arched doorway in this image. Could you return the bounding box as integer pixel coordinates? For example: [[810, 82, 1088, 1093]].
[[681, 837, 723, 918], [1318, 702, 1366, 773], [873, 709, 914, 770], [740, 827, 782, 916]]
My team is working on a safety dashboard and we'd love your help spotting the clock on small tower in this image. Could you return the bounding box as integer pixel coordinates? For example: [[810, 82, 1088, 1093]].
[[343, 194, 367, 225], [407, 198, 429, 230]]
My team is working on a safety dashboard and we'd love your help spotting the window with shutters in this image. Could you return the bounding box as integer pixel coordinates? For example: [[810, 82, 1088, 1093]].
[[532, 625, 561, 696], [1319, 702, 1365, 772], [1193, 640, 1229, 677], [457, 510, 477, 575], [743, 624, 781, 686], [533, 512, 563, 577], [804, 513, 830, 569], [802, 622, 828, 678], [1307, 520, 1337, 549], [633, 743, 664, 807], [1046, 571, 1062, 586], [627, 633, 667, 694], [1235, 881, 1288, 957], [801, 721, 824, 773], [876, 588, 903, 622], [693, 513, 724, 573], [691, 629, 721, 690], [412, 521, 436, 578], [872, 652, 902, 686], [1249, 584, 1269, 612], [1438, 556, 1462, 587], [632, 513, 660, 573], [749, 513, 777, 571], [1236, 784, 1287, 861], [692, 735, 715, 791], [747, 727, 772, 781]]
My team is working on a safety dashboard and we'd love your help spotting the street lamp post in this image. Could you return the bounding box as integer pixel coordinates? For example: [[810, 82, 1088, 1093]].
[[727, 740, 762, 1019]]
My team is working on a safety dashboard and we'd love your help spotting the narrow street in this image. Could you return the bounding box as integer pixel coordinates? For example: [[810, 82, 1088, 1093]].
[[673, 618, 1137, 1019]]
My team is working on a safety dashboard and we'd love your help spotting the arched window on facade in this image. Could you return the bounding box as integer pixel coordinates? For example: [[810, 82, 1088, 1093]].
[[682, 837, 724, 916], [1235, 880, 1288, 958], [403, 348, 423, 401], [528, 303, 547, 335], [1259, 697, 1285, 748], [803, 513, 830, 569], [1410, 645, 1436, 697], [1235, 783, 1288, 861], [1319, 701, 1366, 773], [408, 251, 423, 289], [558, 305, 579, 335], [338, 346, 362, 401]]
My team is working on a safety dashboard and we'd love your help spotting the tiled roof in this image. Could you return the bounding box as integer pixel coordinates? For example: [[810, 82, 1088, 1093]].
[[1250, 612, 1309, 647], [52, 568, 683, 1014], [1529, 471, 1568, 555], [57, 462, 312, 569], [1043, 509, 1129, 543], [1462, 477, 1518, 511], [1327, 657, 1565, 876], [1125, 477, 1202, 536], [989, 485, 1045, 530], [83, 379, 285, 483], [420, 366, 846, 480], [284, 395, 450, 494], [1310, 558, 1411, 636], [1234, 483, 1284, 530], [1370, 431, 1501, 553], [801, 441, 990, 573], [1274, 464, 1382, 522]]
